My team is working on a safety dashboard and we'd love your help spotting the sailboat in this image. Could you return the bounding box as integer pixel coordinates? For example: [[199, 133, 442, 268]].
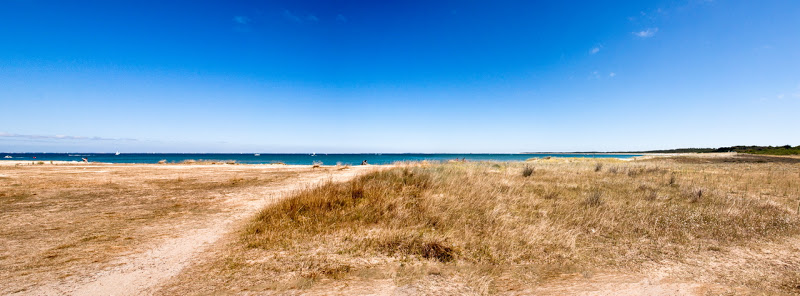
[[311, 152, 316, 156], [254, 153, 260, 156], [3, 155, 12, 159], [115, 151, 120, 156]]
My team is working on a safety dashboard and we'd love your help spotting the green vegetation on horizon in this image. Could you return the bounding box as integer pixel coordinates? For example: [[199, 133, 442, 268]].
[[637, 145, 800, 155]]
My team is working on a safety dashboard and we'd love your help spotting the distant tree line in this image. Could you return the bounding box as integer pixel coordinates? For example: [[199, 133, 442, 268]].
[[638, 145, 800, 155]]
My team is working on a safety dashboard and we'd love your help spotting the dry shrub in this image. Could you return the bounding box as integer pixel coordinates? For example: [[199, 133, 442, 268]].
[[583, 191, 603, 207], [369, 233, 458, 262], [522, 166, 534, 177], [685, 187, 704, 203]]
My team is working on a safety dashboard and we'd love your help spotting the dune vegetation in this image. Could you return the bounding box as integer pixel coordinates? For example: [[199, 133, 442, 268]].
[[636, 145, 800, 155], [160, 155, 800, 295]]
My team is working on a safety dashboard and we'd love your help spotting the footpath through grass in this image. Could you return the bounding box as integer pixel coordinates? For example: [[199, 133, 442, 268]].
[[160, 157, 800, 294]]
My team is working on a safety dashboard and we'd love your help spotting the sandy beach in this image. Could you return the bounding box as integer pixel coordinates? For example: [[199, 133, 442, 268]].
[[0, 162, 380, 295]]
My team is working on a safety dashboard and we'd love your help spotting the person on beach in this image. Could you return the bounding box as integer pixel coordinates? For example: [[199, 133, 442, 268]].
[[82, 157, 88, 163], [361, 160, 368, 165]]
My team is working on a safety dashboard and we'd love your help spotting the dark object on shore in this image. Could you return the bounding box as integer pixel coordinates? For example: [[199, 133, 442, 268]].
[[361, 160, 368, 165], [81, 158, 88, 163]]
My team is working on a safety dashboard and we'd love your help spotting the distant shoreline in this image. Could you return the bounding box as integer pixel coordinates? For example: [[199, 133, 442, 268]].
[[521, 152, 664, 155], [0, 153, 641, 166]]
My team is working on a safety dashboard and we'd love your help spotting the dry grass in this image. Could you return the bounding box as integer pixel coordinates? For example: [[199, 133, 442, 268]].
[[158, 155, 800, 294], [0, 163, 312, 294]]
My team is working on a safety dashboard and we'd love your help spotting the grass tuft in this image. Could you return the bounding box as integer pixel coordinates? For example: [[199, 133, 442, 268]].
[[583, 191, 603, 207], [522, 166, 534, 177]]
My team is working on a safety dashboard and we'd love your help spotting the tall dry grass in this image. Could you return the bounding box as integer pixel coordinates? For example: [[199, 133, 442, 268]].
[[210, 157, 800, 294]]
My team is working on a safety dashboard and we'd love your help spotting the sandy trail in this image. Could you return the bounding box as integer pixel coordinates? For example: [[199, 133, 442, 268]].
[[20, 166, 373, 296]]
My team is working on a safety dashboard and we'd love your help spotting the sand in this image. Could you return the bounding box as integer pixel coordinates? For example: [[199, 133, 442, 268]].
[[1, 163, 379, 295]]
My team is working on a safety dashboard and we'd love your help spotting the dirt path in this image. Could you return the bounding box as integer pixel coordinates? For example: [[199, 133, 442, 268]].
[[20, 166, 374, 296]]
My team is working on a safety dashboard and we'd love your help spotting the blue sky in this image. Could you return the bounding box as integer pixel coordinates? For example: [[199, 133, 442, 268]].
[[1, 0, 799, 153]]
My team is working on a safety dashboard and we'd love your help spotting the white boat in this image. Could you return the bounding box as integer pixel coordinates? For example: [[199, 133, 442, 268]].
[[254, 153, 260, 156], [115, 151, 120, 156], [311, 152, 316, 156], [3, 155, 12, 159]]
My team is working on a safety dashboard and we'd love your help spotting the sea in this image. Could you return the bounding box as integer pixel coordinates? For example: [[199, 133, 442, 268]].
[[0, 153, 641, 165]]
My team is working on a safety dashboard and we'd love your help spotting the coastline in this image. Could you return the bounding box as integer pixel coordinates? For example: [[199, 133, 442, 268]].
[[0, 153, 644, 166]]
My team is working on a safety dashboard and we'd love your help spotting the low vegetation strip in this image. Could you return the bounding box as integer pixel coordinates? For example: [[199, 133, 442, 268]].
[[216, 158, 800, 294], [636, 145, 800, 155]]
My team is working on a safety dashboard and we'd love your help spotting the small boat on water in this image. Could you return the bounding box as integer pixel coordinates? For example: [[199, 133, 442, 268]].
[[3, 155, 12, 159], [254, 153, 260, 156], [311, 152, 316, 156], [115, 151, 120, 155]]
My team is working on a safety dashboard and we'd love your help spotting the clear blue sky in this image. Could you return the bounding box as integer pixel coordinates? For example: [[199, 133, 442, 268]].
[[1, 0, 798, 153]]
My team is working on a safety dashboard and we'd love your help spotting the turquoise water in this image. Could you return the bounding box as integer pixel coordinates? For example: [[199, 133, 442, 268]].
[[1, 153, 640, 165]]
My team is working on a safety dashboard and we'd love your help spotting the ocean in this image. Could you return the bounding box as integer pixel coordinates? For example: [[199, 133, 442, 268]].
[[1, 153, 641, 165]]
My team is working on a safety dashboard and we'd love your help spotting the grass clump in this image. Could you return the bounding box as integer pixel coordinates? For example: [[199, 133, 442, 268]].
[[521, 166, 534, 177], [583, 191, 603, 207]]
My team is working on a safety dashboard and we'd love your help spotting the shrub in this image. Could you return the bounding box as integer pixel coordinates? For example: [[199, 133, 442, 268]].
[[522, 166, 534, 177]]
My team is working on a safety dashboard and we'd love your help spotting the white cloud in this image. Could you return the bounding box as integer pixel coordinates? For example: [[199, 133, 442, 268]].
[[233, 16, 251, 24], [590, 46, 601, 54], [633, 28, 658, 38], [283, 10, 302, 22], [336, 14, 347, 23], [0, 132, 135, 141], [283, 10, 318, 23], [609, 72, 616, 77]]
